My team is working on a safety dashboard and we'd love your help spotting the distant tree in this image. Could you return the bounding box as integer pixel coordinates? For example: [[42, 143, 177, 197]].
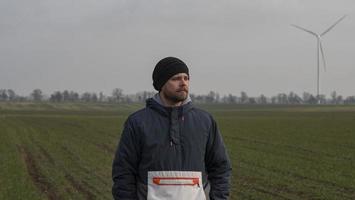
[[249, 97, 257, 104], [50, 91, 63, 102], [16, 96, 28, 102], [344, 96, 355, 104], [190, 94, 201, 103], [62, 90, 70, 101], [336, 95, 343, 104], [81, 92, 92, 102], [271, 96, 277, 104], [124, 95, 134, 103], [277, 93, 288, 104], [132, 91, 154, 103], [295, 94, 303, 104], [112, 88, 123, 103], [216, 93, 220, 103], [0, 89, 8, 101], [240, 91, 248, 104], [190, 94, 196, 102], [31, 89, 43, 101], [91, 93, 98, 102], [318, 95, 326, 104], [7, 89, 16, 101], [99, 92, 105, 102], [331, 91, 337, 104], [191, 94, 207, 104], [331, 91, 344, 104], [288, 92, 302, 104], [230, 94, 238, 104], [302, 92, 312, 104], [306, 95, 318, 104], [142, 91, 154, 101], [222, 94, 237, 104], [206, 91, 218, 103], [69, 91, 79, 102], [258, 94, 267, 104]]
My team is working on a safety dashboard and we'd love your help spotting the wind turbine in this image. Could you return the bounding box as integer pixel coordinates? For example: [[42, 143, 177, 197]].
[[291, 15, 347, 103]]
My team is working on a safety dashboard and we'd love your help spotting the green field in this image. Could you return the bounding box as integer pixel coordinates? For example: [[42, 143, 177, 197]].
[[1, 102, 355, 199]]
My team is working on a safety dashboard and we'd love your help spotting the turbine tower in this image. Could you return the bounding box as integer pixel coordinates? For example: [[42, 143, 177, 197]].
[[291, 15, 347, 103]]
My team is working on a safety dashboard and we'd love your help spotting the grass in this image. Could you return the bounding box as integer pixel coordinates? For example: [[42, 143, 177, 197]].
[[0, 102, 355, 199]]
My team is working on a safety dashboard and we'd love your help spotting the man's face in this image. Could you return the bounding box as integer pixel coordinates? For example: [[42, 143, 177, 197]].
[[160, 73, 189, 103]]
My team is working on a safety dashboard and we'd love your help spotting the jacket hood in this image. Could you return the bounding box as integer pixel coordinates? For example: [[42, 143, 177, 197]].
[[146, 94, 193, 117]]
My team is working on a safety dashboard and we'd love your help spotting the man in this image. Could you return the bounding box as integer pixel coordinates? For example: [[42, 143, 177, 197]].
[[112, 57, 232, 200]]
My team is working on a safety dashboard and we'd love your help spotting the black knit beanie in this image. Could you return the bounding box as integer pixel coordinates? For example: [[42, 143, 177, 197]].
[[152, 57, 189, 91]]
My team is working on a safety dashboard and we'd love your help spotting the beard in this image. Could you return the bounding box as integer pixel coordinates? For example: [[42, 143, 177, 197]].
[[162, 89, 188, 103]]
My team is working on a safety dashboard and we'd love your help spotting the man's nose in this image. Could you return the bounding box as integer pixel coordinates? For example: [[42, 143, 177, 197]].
[[181, 79, 188, 86]]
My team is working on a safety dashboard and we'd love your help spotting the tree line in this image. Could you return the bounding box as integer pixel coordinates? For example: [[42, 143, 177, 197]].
[[1, 88, 355, 104]]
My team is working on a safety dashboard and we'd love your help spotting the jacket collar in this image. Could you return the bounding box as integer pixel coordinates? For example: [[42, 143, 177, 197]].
[[152, 93, 191, 106], [146, 93, 193, 117]]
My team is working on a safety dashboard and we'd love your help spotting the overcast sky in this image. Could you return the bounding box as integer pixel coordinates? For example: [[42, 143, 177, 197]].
[[1, 0, 354, 97]]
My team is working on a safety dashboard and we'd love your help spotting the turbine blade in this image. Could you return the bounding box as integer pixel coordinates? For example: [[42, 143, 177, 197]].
[[319, 41, 326, 71], [321, 15, 347, 36], [291, 24, 318, 36]]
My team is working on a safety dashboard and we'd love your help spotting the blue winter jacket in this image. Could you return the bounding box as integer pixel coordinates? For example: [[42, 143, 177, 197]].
[[112, 97, 232, 199]]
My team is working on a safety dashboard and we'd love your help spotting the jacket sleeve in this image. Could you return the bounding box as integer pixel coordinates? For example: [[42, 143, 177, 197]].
[[112, 119, 141, 200], [205, 118, 232, 200]]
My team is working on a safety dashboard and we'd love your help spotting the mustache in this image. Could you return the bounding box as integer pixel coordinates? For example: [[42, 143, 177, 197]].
[[176, 88, 188, 92]]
